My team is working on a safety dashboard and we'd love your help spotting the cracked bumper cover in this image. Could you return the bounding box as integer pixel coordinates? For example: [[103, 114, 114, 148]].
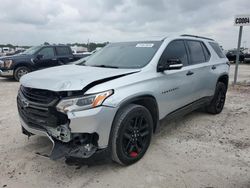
[[20, 106, 118, 160]]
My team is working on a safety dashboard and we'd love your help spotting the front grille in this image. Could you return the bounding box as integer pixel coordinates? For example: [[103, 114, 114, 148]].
[[20, 86, 58, 105], [17, 86, 68, 129]]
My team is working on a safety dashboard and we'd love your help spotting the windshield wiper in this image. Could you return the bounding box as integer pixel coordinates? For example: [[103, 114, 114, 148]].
[[91, 64, 119, 69]]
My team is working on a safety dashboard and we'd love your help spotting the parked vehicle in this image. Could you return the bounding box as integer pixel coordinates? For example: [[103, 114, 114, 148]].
[[226, 50, 245, 63], [0, 45, 85, 81], [2, 47, 11, 54], [17, 35, 229, 165], [244, 53, 250, 63]]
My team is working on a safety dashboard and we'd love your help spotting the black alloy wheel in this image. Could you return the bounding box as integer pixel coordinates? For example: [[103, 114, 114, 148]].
[[122, 115, 150, 158], [111, 104, 153, 165]]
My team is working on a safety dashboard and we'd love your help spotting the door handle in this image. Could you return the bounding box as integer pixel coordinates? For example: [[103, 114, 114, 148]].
[[186, 71, 194, 76], [52, 58, 57, 61], [212, 65, 216, 70]]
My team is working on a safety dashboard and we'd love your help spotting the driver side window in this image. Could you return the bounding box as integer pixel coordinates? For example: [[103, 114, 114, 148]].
[[159, 40, 188, 66], [38, 47, 55, 59]]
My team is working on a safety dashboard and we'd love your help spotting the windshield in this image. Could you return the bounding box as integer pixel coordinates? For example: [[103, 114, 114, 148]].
[[22, 46, 42, 55], [84, 41, 162, 69]]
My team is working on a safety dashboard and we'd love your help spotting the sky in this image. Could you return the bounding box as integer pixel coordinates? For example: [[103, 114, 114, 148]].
[[0, 0, 249, 49]]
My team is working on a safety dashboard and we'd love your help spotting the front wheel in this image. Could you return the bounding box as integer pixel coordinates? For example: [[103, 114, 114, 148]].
[[206, 82, 227, 114], [14, 66, 30, 81], [111, 104, 153, 165]]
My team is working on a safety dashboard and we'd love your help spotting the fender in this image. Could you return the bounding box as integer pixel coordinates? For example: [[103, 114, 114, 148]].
[[216, 74, 229, 90]]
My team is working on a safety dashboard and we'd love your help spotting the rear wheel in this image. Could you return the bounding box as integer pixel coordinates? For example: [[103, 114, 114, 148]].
[[111, 104, 153, 165], [14, 66, 30, 81], [206, 82, 227, 114]]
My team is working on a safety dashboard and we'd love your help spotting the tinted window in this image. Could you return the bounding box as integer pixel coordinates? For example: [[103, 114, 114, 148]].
[[201, 43, 210, 61], [56, 46, 71, 56], [84, 41, 162, 69], [209, 42, 226, 58], [38, 47, 55, 58], [159, 40, 188, 66], [187, 41, 206, 64]]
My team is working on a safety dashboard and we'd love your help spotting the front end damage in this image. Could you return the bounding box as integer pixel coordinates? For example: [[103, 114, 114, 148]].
[[47, 132, 98, 160], [17, 86, 115, 164]]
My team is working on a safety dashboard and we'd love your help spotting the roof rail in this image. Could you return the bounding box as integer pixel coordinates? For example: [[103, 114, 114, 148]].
[[181, 34, 214, 41]]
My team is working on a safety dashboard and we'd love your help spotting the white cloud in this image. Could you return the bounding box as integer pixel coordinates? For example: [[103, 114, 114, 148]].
[[0, 0, 249, 49]]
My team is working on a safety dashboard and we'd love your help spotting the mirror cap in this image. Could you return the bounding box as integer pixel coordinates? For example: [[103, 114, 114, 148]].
[[157, 58, 183, 72]]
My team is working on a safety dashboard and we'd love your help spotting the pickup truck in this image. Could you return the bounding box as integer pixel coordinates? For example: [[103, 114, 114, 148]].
[[0, 45, 87, 81]]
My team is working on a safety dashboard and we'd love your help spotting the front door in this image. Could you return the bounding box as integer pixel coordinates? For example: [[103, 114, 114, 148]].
[[35, 47, 57, 69], [156, 40, 197, 118]]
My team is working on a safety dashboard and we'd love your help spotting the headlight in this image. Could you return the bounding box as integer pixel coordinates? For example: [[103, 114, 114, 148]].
[[56, 90, 113, 113], [4, 60, 13, 68]]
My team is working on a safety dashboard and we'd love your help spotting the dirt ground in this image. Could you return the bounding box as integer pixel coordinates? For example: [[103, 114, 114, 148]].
[[0, 64, 250, 188]]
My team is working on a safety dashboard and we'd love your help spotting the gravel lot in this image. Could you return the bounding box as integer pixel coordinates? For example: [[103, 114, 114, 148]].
[[0, 64, 250, 188]]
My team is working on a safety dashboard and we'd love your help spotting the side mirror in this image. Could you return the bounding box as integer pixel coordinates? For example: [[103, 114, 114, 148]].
[[157, 58, 183, 72], [36, 54, 43, 60]]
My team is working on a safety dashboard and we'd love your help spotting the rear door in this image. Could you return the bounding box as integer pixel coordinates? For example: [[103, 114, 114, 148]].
[[55, 46, 74, 64], [185, 40, 212, 99]]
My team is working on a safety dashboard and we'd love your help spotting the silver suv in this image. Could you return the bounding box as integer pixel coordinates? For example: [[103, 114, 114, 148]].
[[17, 35, 229, 165]]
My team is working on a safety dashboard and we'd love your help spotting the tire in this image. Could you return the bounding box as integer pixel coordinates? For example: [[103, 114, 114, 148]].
[[111, 104, 153, 166], [14, 66, 30, 81], [206, 82, 227, 114]]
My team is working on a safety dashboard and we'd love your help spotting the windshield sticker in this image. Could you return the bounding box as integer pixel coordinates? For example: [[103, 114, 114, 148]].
[[136, 43, 154, 48]]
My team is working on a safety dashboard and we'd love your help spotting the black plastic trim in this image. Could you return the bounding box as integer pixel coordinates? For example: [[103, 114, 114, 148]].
[[82, 71, 140, 93], [160, 96, 213, 124]]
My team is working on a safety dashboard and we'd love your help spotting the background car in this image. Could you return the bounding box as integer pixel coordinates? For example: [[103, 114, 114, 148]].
[[0, 44, 87, 81], [244, 53, 250, 63], [226, 50, 245, 63]]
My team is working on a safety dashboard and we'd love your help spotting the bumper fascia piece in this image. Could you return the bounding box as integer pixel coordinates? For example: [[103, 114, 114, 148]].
[[67, 106, 118, 148], [0, 69, 13, 77]]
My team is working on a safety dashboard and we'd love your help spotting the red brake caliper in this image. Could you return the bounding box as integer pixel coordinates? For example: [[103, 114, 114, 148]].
[[130, 151, 138, 158]]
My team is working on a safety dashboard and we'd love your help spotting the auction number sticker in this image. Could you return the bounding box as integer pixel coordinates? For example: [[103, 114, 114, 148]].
[[136, 43, 154, 47]]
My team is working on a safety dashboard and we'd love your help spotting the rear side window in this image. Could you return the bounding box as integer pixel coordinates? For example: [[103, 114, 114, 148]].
[[186, 41, 206, 64], [159, 40, 188, 66], [56, 46, 71, 56], [201, 43, 211, 61], [209, 42, 226, 58]]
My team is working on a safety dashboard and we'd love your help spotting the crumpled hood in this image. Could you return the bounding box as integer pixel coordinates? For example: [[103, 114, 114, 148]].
[[20, 65, 140, 91]]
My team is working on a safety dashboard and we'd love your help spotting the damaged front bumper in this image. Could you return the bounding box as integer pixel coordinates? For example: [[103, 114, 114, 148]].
[[20, 117, 110, 162]]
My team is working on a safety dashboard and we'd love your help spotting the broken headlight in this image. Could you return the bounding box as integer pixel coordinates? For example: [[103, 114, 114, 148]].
[[56, 90, 113, 113]]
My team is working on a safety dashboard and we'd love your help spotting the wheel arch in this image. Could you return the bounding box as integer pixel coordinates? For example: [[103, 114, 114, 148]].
[[217, 74, 229, 90], [13, 62, 33, 71], [113, 95, 159, 133]]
